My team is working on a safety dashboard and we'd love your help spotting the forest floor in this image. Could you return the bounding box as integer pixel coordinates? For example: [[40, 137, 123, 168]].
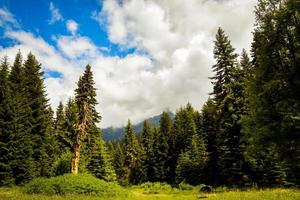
[[0, 187, 299, 200]]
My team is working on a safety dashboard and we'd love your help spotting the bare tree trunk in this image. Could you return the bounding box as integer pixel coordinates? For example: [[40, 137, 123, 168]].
[[71, 142, 80, 174], [70, 101, 90, 174]]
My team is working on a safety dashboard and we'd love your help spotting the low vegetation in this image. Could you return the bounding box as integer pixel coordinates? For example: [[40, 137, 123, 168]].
[[0, 187, 299, 200], [22, 174, 129, 197]]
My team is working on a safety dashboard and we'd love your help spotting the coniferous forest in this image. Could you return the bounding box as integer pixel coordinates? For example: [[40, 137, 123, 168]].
[[0, 0, 299, 192]]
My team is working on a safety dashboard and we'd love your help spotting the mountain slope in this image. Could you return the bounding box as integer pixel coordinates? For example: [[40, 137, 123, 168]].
[[102, 112, 174, 141]]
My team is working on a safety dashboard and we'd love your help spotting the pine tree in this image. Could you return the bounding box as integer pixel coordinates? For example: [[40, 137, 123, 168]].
[[64, 98, 78, 150], [9, 52, 35, 184], [210, 28, 247, 185], [112, 142, 125, 182], [123, 119, 141, 184], [23, 53, 55, 177], [71, 64, 101, 174], [55, 101, 68, 152], [152, 111, 172, 182], [243, 0, 300, 185], [87, 135, 116, 182], [175, 134, 208, 185], [140, 120, 154, 182], [0, 57, 14, 185], [201, 98, 219, 185]]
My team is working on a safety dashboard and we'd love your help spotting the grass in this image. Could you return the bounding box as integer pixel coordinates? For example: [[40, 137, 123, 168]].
[[0, 187, 299, 200]]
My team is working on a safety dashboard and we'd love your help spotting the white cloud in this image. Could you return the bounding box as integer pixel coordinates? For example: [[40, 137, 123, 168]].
[[0, 1, 257, 127], [48, 2, 63, 24], [66, 20, 78, 35], [56, 36, 97, 59], [0, 8, 19, 29]]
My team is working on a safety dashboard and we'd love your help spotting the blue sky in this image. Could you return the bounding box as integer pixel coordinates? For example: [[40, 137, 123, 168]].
[[0, 0, 136, 58], [0, 0, 257, 127]]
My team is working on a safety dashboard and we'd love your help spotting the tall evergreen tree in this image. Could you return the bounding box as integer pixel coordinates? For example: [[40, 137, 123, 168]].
[[140, 120, 154, 182], [55, 101, 68, 152], [72, 64, 101, 174], [123, 119, 141, 184], [87, 135, 116, 182], [152, 111, 172, 182], [112, 142, 125, 182], [243, 0, 300, 185], [201, 98, 219, 185], [176, 134, 208, 185], [9, 52, 35, 184], [210, 28, 247, 185], [23, 53, 55, 177], [0, 57, 14, 185]]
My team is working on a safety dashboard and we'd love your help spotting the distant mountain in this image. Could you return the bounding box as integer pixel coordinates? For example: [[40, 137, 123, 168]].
[[102, 112, 175, 141]]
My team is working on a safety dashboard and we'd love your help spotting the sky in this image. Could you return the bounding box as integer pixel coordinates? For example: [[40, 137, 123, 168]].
[[0, 0, 257, 128]]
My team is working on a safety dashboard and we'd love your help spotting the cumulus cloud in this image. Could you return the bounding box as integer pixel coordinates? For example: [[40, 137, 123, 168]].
[[66, 20, 78, 35], [0, 1, 257, 127], [56, 36, 97, 59], [0, 7, 19, 29], [48, 2, 63, 24]]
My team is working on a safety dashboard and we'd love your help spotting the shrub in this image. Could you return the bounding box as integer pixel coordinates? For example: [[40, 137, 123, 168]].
[[178, 182, 194, 190], [138, 182, 173, 194], [23, 174, 129, 197]]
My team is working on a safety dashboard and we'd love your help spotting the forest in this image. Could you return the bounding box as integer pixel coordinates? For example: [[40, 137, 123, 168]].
[[0, 0, 299, 199]]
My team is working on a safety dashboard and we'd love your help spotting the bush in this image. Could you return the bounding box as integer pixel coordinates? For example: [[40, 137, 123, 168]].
[[178, 182, 194, 190], [137, 182, 173, 194], [23, 174, 129, 197]]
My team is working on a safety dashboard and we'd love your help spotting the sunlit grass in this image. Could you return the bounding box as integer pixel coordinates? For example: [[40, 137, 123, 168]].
[[0, 187, 299, 200]]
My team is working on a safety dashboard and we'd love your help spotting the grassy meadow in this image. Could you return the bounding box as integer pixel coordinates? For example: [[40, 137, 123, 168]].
[[0, 187, 299, 200]]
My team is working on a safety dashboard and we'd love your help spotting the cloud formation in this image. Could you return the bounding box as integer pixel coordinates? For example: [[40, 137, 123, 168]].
[[0, 0, 257, 127], [48, 2, 63, 24], [0, 8, 19, 29], [66, 20, 78, 35]]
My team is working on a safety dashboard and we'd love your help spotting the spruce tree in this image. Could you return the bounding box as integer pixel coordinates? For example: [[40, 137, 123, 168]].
[[140, 120, 154, 182], [72, 64, 101, 174], [55, 101, 68, 152], [243, 0, 300, 185], [0, 57, 14, 185], [23, 53, 55, 177], [201, 98, 219, 185], [211, 28, 247, 185], [175, 134, 208, 185], [112, 142, 125, 182], [87, 135, 116, 182], [152, 111, 172, 182], [9, 52, 35, 184], [123, 119, 141, 184]]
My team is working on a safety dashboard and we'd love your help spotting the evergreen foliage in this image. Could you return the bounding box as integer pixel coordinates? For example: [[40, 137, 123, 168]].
[[0, 57, 14, 185], [0, 0, 298, 187], [243, 0, 300, 185]]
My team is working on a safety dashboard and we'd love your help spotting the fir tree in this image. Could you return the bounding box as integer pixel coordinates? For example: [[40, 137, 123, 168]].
[[0, 57, 14, 185], [123, 119, 141, 184], [112, 142, 125, 182], [23, 53, 55, 177], [87, 135, 116, 182], [201, 98, 219, 185], [9, 52, 35, 184], [211, 28, 247, 185], [243, 0, 300, 185], [152, 111, 172, 182], [55, 101, 68, 152], [140, 120, 154, 182], [72, 64, 101, 174]]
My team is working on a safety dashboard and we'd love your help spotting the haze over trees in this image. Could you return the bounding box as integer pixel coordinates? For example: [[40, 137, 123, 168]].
[[0, 0, 299, 188]]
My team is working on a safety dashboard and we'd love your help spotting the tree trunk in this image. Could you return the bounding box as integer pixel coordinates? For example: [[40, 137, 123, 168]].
[[71, 142, 81, 174]]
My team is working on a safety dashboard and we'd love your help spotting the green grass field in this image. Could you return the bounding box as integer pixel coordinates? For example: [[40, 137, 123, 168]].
[[0, 187, 299, 200]]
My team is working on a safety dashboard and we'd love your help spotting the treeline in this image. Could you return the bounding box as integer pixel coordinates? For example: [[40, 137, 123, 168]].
[[0, 0, 299, 187], [0, 53, 115, 185]]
